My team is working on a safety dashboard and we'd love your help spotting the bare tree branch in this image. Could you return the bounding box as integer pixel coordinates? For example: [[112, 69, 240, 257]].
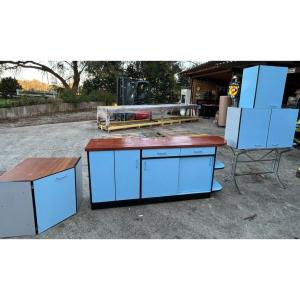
[[0, 61, 77, 90]]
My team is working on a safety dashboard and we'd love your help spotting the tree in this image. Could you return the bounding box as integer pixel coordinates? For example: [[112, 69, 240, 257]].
[[0, 77, 22, 98], [125, 61, 182, 103], [82, 61, 124, 94], [0, 61, 87, 93]]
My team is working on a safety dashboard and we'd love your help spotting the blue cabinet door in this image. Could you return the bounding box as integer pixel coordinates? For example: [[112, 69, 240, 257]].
[[115, 150, 140, 200], [89, 151, 115, 203], [238, 109, 271, 149], [239, 66, 259, 108], [267, 109, 298, 148], [33, 168, 76, 233], [178, 156, 214, 194], [255, 66, 287, 109], [142, 158, 179, 198]]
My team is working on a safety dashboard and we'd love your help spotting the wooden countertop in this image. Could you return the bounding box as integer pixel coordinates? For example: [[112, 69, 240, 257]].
[[0, 157, 80, 182], [85, 136, 226, 151]]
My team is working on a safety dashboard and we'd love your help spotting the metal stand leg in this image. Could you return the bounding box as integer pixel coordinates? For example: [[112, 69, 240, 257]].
[[224, 148, 242, 194], [225, 147, 291, 193], [273, 150, 287, 189]]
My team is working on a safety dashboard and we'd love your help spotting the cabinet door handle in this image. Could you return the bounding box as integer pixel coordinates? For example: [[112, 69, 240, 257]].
[[56, 174, 67, 181], [193, 150, 203, 154], [136, 159, 139, 169], [272, 143, 279, 147], [254, 144, 262, 147], [157, 152, 167, 156], [209, 158, 213, 166], [144, 161, 147, 171]]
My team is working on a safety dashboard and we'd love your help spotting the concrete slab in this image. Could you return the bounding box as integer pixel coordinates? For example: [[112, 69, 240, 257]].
[[1, 117, 299, 238]]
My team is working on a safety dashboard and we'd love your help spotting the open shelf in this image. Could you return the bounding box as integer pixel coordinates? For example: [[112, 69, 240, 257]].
[[212, 179, 223, 192], [214, 159, 224, 170]]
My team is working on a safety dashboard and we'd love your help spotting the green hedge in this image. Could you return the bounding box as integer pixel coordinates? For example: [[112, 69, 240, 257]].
[[61, 90, 116, 105], [0, 97, 54, 108], [0, 90, 116, 109]]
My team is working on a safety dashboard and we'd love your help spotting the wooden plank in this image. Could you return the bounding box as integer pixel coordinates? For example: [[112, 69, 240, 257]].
[[99, 117, 200, 131], [85, 136, 226, 151], [0, 157, 80, 182]]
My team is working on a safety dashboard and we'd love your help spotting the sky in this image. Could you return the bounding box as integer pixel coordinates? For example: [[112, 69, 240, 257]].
[[2, 67, 56, 84]]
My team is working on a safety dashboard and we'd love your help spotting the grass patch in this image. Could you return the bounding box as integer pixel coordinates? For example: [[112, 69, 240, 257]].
[[0, 97, 56, 108]]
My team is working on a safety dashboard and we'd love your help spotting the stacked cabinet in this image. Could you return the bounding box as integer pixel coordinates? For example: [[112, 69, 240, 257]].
[[0, 157, 82, 238], [239, 65, 288, 109], [225, 65, 299, 150], [86, 136, 226, 208], [225, 108, 298, 149]]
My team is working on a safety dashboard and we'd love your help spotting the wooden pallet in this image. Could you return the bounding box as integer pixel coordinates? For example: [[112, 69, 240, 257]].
[[98, 117, 199, 132]]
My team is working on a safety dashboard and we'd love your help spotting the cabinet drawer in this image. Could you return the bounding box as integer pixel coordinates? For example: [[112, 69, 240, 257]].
[[142, 148, 180, 158], [180, 147, 215, 156]]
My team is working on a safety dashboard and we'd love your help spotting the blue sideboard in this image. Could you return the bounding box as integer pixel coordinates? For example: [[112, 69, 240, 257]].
[[86, 136, 226, 208], [225, 107, 299, 149], [239, 65, 288, 109]]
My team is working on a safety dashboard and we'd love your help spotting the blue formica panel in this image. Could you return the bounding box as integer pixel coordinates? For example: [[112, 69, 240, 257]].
[[178, 156, 214, 194], [89, 151, 115, 203], [239, 65, 288, 109], [142, 157, 180, 198], [33, 168, 76, 233], [267, 109, 299, 148], [225, 107, 271, 149], [115, 150, 140, 200]]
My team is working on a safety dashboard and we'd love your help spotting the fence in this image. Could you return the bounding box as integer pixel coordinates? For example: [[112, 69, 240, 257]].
[[0, 101, 103, 120]]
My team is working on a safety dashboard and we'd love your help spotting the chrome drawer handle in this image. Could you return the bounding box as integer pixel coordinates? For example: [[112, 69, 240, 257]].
[[272, 144, 279, 146], [193, 150, 203, 154], [157, 152, 167, 155], [56, 175, 67, 181]]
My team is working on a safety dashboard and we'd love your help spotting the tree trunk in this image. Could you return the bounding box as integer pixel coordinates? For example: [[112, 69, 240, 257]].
[[72, 61, 80, 93]]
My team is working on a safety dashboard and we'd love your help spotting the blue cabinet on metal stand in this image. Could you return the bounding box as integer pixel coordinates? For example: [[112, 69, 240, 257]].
[[225, 107, 299, 149], [239, 65, 288, 108]]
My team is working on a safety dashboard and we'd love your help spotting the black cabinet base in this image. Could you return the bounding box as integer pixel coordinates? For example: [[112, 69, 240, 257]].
[[91, 193, 211, 209]]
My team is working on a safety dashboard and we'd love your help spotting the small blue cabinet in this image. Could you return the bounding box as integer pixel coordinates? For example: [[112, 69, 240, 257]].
[[178, 156, 214, 194], [225, 107, 271, 149], [115, 150, 140, 200], [142, 158, 179, 198], [239, 65, 288, 109], [33, 168, 76, 233], [89, 151, 115, 203], [0, 157, 81, 238]]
